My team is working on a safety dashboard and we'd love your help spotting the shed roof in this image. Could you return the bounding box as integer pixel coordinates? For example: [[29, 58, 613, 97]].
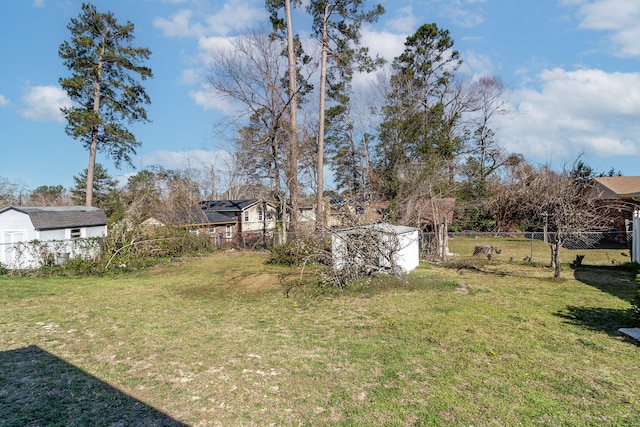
[[0, 206, 107, 230], [593, 176, 640, 199], [335, 222, 418, 235]]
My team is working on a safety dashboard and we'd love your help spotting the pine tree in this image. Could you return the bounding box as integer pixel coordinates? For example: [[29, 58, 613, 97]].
[[59, 3, 152, 206]]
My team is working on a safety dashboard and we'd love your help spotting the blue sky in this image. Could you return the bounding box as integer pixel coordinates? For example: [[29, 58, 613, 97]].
[[1, 0, 639, 191]]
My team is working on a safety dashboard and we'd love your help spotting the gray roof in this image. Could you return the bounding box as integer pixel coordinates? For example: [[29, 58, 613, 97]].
[[1, 206, 107, 230], [200, 199, 259, 212], [202, 210, 236, 224]]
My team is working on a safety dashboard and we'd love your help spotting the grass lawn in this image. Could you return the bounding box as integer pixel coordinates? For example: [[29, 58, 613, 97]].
[[1, 250, 639, 426]]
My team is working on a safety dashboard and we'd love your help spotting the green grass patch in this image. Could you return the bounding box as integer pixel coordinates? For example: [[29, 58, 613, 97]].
[[0, 250, 639, 425]]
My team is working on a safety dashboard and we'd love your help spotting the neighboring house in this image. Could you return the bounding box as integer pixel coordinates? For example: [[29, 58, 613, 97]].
[[593, 176, 640, 232], [332, 223, 420, 274], [593, 176, 640, 203], [0, 205, 108, 269], [189, 200, 278, 239]]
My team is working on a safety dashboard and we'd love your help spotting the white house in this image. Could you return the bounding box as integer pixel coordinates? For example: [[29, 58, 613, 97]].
[[332, 223, 420, 273], [0, 206, 108, 269], [196, 200, 277, 237]]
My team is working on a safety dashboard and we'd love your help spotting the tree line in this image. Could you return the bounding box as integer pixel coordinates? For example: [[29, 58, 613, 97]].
[[3, 2, 623, 243]]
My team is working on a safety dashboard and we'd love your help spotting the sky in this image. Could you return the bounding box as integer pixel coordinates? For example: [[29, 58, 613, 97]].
[[1, 0, 640, 192]]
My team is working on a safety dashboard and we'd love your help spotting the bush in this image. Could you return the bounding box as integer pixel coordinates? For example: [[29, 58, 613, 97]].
[[100, 224, 216, 270], [266, 235, 330, 266]]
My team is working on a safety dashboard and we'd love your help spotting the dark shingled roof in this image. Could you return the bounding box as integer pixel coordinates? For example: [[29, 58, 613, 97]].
[[202, 210, 236, 224], [1, 206, 107, 230], [199, 199, 258, 212]]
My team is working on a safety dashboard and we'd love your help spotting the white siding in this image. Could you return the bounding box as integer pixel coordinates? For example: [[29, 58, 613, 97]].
[[332, 224, 420, 273], [0, 210, 37, 240], [241, 204, 277, 232], [0, 210, 35, 268], [0, 209, 107, 269], [42, 229, 66, 240]]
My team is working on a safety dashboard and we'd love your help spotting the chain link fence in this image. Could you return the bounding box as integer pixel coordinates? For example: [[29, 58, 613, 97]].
[[206, 230, 633, 267], [431, 231, 632, 266], [2, 230, 633, 270]]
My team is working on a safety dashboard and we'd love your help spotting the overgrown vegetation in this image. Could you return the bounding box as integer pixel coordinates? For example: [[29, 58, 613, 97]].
[[5, 225, 215, 277], [266, 234, 330, 266]]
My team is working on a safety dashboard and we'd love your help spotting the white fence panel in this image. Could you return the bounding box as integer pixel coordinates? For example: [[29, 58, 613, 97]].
[[633, 210, 640, 264]]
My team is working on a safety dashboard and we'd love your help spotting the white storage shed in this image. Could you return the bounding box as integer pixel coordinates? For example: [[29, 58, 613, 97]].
[[0, 206, 108, 269], [332, 223, 420, 273]]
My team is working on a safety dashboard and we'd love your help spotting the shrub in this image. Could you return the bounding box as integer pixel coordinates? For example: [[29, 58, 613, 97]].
[[100, 224, 216, 270], [267, 235, 330, 266]]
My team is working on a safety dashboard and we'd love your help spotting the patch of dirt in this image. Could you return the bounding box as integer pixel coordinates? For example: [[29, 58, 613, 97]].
[[455, 282, 469, 294], [178, 273, 281, 299], [234, 273, 281, 293]]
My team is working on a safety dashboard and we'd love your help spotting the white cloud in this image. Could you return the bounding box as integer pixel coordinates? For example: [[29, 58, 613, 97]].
[[19, 85, 71, 122], [180, 68, 201, 85], [570, 0, 640, 57], [496, 68, 640, 163], [360, 27, 406, 63], [137, 149, 233, 170], [197, 36, 237, 68], [154, 9, 203, 38], [32, 0, 44, 7], [435, 0, 486, 28], [0, 94, 9, 107], [154, 1, 267, 39], [459, 50, 495, 77], [188, 86, 241, 115], [385, 7, 419, 34], [203, 0, 267, 37]]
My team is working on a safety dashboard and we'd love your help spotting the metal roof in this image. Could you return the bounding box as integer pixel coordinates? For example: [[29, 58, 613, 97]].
[[0, 206, 107, 230]]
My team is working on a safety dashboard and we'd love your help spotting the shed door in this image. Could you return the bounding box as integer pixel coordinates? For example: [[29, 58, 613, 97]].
[[2, 231, 27, 266]]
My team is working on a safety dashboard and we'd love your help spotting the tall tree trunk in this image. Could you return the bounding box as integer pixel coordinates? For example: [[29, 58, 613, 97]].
[[285, 0, 298, 234], [86, 131, 98, 206], [315, 3, 329, 230], [87, 40, 105, 207], [86, 79, 101, 206]]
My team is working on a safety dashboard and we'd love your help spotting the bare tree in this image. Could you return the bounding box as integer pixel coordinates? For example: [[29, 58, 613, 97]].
[[0, 178, 27, 207], [466, 76, 508, 181], [525, 164, 611, 279], [488, 155, 536, 232], [208, 31, 311, 232]]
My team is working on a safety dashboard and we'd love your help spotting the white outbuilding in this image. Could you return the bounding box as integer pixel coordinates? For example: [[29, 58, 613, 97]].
[[331, 223, 420, 274], [0, 205, 108, 269]]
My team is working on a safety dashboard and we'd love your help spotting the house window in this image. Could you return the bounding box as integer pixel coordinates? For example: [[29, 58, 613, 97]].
[[244, 210, 250, 222], [70, 228, 81, 239], [225, 225, 232, 239], [258, 207, 263, 222]]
